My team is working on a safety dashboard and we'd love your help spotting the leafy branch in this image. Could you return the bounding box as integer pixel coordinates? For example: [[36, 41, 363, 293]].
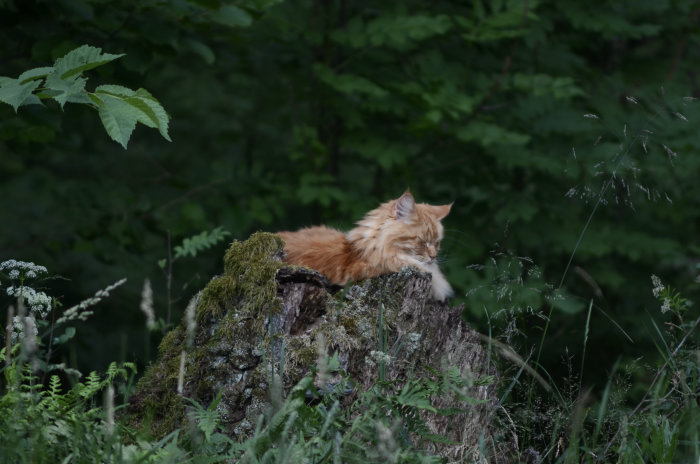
[[0, 44, 171, 148]]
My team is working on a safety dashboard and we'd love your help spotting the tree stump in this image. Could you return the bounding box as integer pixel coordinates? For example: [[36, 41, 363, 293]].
[[127, 232, 512, 461]]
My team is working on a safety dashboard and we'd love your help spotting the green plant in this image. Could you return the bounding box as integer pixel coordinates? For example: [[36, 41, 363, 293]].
[[157, 226, 232, 325], [0, 44, 170, 148], [233, 357, 491, 463], [1, 258, 495, 462]]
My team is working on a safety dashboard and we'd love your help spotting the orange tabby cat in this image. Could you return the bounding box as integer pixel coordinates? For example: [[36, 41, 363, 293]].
[[278, 191, 453, 301]]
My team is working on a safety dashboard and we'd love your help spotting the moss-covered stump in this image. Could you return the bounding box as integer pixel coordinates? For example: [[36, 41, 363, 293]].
[[127, 232, 507, 460]]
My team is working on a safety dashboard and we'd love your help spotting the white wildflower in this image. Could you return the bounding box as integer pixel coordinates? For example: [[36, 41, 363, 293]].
[[651, 275, 664, 298], [369, 350, 392, 365], [56, 278, 126, 325], [177, 351, 187, 395], [405, 332, 421, 354], [0, 260, 48, 279], [139, 279, 155, 330], [9, 315, 39, 345], [184, 295, 197, 347], [661, 298, 671, 314], [21, 316, 39, 369], [104, 385, 115, 436], [6, 286, 52, 319]]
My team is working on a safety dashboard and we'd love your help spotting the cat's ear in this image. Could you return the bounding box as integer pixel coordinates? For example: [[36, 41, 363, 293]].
[[431, 202, 452, 220], [393, 191, 416, 222]]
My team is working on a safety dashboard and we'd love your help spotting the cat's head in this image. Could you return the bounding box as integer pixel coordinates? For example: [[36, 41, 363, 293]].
[[387, 190, 451, 264], [350, 190, 452, 266]]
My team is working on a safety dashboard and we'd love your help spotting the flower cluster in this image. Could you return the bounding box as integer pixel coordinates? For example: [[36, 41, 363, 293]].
[[0, 260, 48, 280], [6, 286, 52, 319], [660, 298, 672, 314], [651, 275, 665, 298], [139, 279, 155, 330], [2, 260, 51, 342], [651, 275, 673, 314], [364, 350, 393, 368], [9, 315, 39, 344], [405, 332, 422, 354], [56, 278, 127, 325]]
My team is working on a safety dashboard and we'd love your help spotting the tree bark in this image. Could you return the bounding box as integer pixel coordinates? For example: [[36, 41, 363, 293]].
[[127, 232, 513, 461]]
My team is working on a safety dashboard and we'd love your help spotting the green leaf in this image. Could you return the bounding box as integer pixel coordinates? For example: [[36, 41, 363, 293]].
[[18, 66, 54, 84], [212, 5, 253, 27], [297, 173, 345, 206], [92, 93, 139, 149], [45, 72, 87, 108], [456, 121, 531, 147], [94, 86, 171, 144], [52, 44, 124, 80], [174, 227, 231, 260], [512, 73, 585, 99], [313, 64, 387, 98], [0, 78, 42, 112], [132, 89, 171, 141], [94, 84, 136, 97], [347, 136, 411, 170], [53, 327, 76, 345], [182, 38, 216, 64], [332, 14, 452, 49]]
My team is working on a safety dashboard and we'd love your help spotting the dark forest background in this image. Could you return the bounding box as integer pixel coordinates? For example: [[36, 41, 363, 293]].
[[1, 0, 699, 392]]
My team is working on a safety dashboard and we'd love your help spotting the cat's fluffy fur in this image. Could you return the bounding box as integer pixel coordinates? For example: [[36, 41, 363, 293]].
[[278, 191, 453, 301]]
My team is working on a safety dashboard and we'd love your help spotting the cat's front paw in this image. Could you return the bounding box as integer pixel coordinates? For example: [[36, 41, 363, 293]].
[[430, 270, 453, 302]]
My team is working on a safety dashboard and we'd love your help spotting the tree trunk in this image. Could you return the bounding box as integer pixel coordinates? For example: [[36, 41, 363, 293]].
[[127, 232, 514, 461]]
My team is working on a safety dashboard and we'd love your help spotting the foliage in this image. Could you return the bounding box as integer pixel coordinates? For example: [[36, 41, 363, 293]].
[[2, 0, 700, 462], [0, 45, 170, 148], [0, 260, 494, 462], [481, 264, 700, 462], [1, 1, 698, 381], [173, 226, 231, 261]]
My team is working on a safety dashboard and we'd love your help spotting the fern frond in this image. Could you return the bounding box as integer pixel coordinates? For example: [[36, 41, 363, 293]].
[[174, 227, 231, 260]]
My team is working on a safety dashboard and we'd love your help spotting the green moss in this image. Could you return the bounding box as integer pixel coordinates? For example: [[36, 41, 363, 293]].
[[128, 233, 291, 438], [197, 232, 285, 320], [223, 232, 284, 275], [157, 325, 184, 355], [286, 336, 316, 370], [197, 274, 237, 320]]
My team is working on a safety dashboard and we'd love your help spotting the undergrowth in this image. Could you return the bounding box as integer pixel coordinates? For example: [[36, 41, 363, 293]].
[[0, 259, 493, 463], [2, 252, 697, 463], [1, 96, 698, 463]]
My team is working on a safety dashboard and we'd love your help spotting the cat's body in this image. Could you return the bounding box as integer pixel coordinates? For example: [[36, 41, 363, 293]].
[[278, 191, 453, 301]]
